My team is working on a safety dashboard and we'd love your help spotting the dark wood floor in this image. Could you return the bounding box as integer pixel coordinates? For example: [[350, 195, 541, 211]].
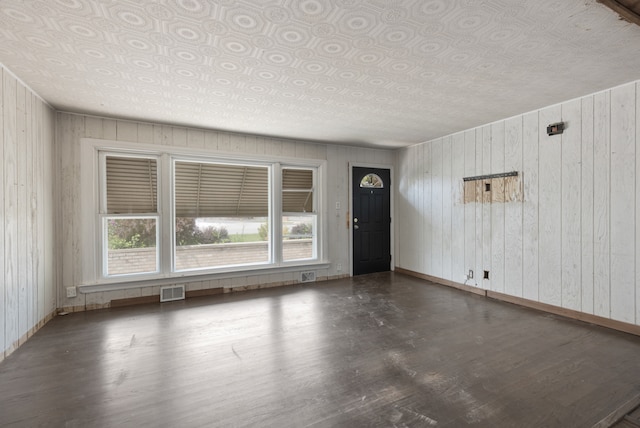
[[1, 273, 640, 427]]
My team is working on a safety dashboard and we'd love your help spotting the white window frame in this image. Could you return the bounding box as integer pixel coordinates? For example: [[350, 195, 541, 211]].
[[79, 138, 327, 289], [97, 151, 163, 281], [102, 214, 160, 277], [171, 156, 273, 273], [281, 165, 318, 262]]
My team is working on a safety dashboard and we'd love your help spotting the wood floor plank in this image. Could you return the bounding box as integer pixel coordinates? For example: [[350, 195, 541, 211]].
[[1, 273, 640, 427]]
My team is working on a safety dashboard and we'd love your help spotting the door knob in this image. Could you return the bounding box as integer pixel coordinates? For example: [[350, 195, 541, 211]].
[[354, 225, 359, 230], [354, 218, 358, 223]]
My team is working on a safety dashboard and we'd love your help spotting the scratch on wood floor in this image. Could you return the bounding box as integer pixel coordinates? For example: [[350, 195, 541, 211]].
[[231, 345, 242, 360], [394, 405, 438, 426]]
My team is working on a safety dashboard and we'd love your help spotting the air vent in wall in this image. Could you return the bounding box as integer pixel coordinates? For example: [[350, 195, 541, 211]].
[[160, 285, 185, 302], [300, 271, 316, 283]]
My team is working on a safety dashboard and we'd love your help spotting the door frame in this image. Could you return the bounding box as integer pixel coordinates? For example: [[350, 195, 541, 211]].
[[348, 162, 395, 277]]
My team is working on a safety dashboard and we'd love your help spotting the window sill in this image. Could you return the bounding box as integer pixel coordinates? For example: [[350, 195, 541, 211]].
[[78, 261, 332, 294]]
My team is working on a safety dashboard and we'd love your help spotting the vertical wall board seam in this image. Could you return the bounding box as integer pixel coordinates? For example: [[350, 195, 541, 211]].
[[537, 111, 540, 301], [593, 96, 596, 315], [503, 122, 506, 292], [521, 115, 525, 297], [1, 68, 5, 354], [579, 98, 584, 313], [463, 134, 466, 279], [633, 82, 638, 324], [609, 91, 612, 318], [560, 103, 564, 308]]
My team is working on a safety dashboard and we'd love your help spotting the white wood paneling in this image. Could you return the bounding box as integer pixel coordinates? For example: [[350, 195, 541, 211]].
[[522, 111, 539, 301], [4, 72, 19, 354], [401, 146, 414, 270], [187, 129, 205, 149], [504, 116, 523, 297], [1, 66, 55, 357], [59, 114, 85, 309], [538, 105, 562, 306], [431, 139, 443, 278], [610, 83, 636, 323], [560, 99, 582, 311], [116, 120, 137, 142], [17, 84, 28, 342], [593, 90, 611, 318], [581, 96, 595, 315], [396, 79, 640, 328], [0, 68, 5, 358], [415, 144, 424, 272], [417, 143, 425, 273], [44, 105, 55, 317], [154, 124, 172, 146], [27, 93, 35, 333], [475, 129, 484, 287], [451, 133, 465, 283], [35, 96, 45, 324], [423, 142, 432, 275], [172, 127, 187, 147], [393, 149, 410, 269], [490, 122, 505, 293], [463, 130, 476, 283], [482, 126, 491, 289], [103, 119, 117, 140], [137, 123, 154, 144], [637, 82, 640, 325], [442, 137, 453, 281]]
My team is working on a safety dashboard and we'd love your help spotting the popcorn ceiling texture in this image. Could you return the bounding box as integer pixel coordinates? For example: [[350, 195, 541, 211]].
[[0, 0, 640, 147]]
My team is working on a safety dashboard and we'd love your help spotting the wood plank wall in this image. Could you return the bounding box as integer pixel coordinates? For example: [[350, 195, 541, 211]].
[[1, 66, 56, 361], [395, 80, 640, 326], [56, 112, 394, 311]]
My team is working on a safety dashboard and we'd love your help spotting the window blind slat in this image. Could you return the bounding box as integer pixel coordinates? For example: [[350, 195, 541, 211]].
[[106, 156, 157, 214], [175, 161, 269, 217], [282, 169, 313, 190], [282, 169, 313, 212]]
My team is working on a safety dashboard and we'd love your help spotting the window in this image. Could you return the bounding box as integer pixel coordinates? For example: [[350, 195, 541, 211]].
[[282, 168, 316, 261], [93, 145, 324, 283], [173, 160, 270, 271], [360, 173, 383, 188], [101, 154, 159, 277]]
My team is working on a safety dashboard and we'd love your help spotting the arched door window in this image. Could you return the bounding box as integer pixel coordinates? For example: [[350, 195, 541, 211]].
[[360, 173, 383, 188]]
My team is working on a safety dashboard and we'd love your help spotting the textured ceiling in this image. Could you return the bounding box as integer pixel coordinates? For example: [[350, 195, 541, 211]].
[[1, 0, 640, 148]]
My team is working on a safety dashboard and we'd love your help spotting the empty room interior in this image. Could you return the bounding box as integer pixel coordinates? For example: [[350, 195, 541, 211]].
[[2, 1, 640, 426]]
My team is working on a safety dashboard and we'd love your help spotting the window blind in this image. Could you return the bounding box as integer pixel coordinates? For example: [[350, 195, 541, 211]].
[[282, 168, 313, 213], [174, 161, 269, 217], [106, 156, 157, 214]]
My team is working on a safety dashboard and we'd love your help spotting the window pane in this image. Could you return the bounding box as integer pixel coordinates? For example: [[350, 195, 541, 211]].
[[174, 217, 269, 271], [360, 173, 383, 188], [282, 168, 313, 212], [106, 156, 157, 213], [282, 191, 313, 213], [174, 161, 268, 217], [283, 216, 315, 261], [106, 218, 157, 275]]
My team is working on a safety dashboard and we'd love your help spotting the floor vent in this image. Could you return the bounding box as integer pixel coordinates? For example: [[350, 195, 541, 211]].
[[160, 285, 185, 302], [300, 271, 316, 283]]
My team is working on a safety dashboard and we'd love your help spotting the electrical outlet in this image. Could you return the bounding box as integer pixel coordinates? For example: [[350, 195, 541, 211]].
[[468, 269, 474, 279], [66, 286, 77, 298], [335, 201, 341, 210], [337, 263, 342, 271]]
